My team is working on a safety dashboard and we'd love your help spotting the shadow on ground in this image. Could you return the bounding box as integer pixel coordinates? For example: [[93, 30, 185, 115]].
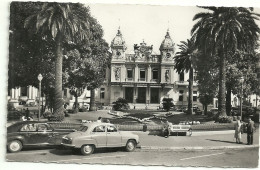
[[206, 139, 237, 144]]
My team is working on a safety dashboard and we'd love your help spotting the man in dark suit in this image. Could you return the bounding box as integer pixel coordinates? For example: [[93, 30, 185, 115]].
[[246, 117, 256, 145]]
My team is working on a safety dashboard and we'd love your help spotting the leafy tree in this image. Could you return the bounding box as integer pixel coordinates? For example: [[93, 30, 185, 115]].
[[192, 7, 260, 116], [24, 2, 90, 118], [174, 37, 197, 114], [162, 98, 174, 112], [112, 98, 129, 111], [63, 15, 110, 112], [9, 2, 58, 113]]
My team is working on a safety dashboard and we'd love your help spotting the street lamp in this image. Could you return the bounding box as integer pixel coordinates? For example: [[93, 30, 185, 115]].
[[239, 76, 244, 120], [38, 74, 43, 121]]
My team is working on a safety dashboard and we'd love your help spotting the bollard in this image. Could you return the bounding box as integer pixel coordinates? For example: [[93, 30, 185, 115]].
[[143, 124, 147, 132]]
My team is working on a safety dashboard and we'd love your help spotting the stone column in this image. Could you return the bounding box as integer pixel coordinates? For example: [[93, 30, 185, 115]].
[[11, 88, 15, 99], [170, 68, 174, 84], [28, 86, 31, 99], [147, 64, 151, 83], [134, 64, 139, 82], [146, 86, 150, 104]]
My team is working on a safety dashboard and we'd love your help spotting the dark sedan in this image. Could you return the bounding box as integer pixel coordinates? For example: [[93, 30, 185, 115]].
[[7, 121, 76, 153]]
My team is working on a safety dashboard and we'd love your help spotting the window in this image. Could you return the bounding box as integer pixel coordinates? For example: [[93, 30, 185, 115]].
[[179, 72, 184, 81], [37, 124, 49, 131], [193, 91, 197, 101], [140, 69, 146, 81], [152, 69, 158, 80], [78, 126, 88, 132], [127, 69, 133, 79], [100, 88, 105, 99], [194, 71, 198, 81], [107, 125, 117, 132], [179, 90, 184, 101], [93, 125, 106, 132], [20, 124, 36, 132]]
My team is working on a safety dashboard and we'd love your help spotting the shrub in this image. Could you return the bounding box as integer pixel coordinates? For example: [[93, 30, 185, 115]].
[[43, 111, 52, 118], [162, 98, 174, 112], [215, 116, 233, 123], [112, 98, 129, 111], [7, 103, 15, 111]]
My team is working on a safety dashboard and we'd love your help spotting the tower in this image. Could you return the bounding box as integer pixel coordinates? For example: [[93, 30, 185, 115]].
[[111, 29, 127, 63], [159, 30, 175, 63]]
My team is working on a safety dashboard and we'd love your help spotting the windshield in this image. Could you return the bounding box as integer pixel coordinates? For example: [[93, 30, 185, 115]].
[[78, 126, 88, 132]]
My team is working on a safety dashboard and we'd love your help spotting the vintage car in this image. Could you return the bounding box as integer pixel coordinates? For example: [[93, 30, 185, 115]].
[[61, 122, 140, 155], [7, 121, 76, 153]]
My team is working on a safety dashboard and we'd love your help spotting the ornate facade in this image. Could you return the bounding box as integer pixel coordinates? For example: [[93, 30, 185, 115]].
[[96, 29, 202, 109]]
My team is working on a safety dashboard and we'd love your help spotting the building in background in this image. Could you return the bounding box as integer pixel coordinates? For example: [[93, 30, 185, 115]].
[[94, 29, 201, 109]]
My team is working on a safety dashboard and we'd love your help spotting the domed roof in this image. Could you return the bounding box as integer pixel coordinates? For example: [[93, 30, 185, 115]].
[[111, 29, 126, 48], [160, 30, 175, 51]]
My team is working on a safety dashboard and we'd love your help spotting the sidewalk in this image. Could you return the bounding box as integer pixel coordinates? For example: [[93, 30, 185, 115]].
[[133, 129, 259, 151]]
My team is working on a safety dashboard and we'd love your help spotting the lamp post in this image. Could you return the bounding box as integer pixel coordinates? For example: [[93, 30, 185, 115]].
[[239, 76, 244, 120], [38, 74, 43, 121]]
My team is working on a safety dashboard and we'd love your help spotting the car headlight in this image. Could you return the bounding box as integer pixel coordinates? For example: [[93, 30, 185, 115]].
[[62, 137, 73, 144]]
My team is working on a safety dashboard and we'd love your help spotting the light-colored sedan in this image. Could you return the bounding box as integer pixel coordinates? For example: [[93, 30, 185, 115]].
[[61, 122, 139, 155]]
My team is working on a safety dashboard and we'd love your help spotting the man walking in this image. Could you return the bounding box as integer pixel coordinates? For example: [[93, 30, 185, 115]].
[[246, 117, 255, 145]]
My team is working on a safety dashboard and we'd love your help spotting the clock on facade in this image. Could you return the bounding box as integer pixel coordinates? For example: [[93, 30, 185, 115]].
[[166, 53, 171, 58]]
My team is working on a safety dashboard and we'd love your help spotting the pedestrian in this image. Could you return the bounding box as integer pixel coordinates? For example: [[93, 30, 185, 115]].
[[97, 117, 102, 123], [246, 117, 256, 145], [25, 108, 30, 119], [163, 121, 172, 138], [234, 116, 242, 144]]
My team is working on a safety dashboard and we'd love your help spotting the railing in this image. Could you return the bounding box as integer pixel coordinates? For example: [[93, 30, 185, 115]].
[[139, 78, 146, 81]]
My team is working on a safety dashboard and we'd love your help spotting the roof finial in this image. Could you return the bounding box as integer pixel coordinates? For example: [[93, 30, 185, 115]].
[[118, 18, 121, 30], [167, 20, 170, 32]]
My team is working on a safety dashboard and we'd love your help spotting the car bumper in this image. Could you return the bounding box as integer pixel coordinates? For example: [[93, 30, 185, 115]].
[[61, 143, 76, 148]]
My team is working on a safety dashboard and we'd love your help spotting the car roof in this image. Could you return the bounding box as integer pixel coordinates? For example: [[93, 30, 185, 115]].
[[82, 122, 115, 128]]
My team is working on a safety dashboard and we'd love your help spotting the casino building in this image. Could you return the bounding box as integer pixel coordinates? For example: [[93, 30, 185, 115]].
[[95, 29, 201, 109]]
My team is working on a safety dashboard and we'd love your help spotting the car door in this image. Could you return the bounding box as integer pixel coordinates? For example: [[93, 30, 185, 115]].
[[106, 125, 122, 147], [35, 123, 54, 145], [91, 125, 107, 147], [19, 123, 38, 146]]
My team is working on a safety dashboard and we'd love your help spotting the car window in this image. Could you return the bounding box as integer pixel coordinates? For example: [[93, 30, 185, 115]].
[[37, 124, 49, 131], [78, 126, 88, 132], [93, 125, 105, 132], [107, 125, 117, 132], [20, 124, 36, 132]]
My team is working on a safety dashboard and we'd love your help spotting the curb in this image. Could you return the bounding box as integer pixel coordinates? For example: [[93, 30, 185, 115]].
[[139, 145, 259, 151]]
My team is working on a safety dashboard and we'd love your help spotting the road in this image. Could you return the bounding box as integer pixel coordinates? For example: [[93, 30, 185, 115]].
[[5, 147, 259, 168]]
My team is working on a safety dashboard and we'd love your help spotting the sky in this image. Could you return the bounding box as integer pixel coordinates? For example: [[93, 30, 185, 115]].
[[86, 3, 260, 54]]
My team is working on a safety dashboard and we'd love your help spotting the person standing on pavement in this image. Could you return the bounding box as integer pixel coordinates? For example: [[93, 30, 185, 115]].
[[234, 116, 242, 144], [25, 108, 30, 119], [246, 117, 256, 145]]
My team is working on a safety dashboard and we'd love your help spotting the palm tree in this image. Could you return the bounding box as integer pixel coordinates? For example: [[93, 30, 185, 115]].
[[191, 7, 260, 116], [174, 38, 197, 115], [25, 3, 89, 118]]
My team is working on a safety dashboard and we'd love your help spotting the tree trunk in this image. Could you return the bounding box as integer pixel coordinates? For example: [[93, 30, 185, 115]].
[[218, 53, 227, 116], [74, 95, 79, 113], [53, 33, 64, 116], [89, 89, 96, 111], [204, 104, 208, 115], [187, 68, 193, 115], [226, 86, 232, 116]]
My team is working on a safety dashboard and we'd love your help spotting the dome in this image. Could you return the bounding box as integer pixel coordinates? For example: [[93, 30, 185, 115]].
[[160, 31, 175, 51], [111, 29, 126, 47]]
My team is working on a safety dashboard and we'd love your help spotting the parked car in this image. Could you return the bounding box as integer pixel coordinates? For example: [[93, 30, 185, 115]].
[[7, 121, 76, 153], [61, 122, 140, 155]]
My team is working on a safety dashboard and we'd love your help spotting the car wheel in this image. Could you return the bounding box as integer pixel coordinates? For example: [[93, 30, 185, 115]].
[[8, 140, 22, 153], [81, 145, 94, 155], [125, 140, 136, 152]]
